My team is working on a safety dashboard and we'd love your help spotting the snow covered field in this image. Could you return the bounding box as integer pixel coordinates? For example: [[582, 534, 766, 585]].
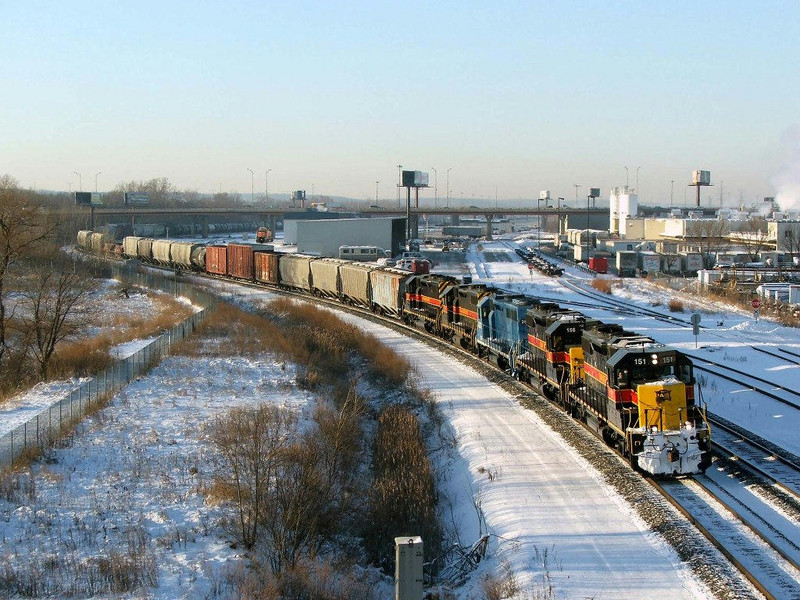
[[2, 241, 798, 598]]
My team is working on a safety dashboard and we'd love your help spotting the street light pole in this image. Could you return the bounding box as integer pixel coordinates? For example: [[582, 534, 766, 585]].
[[73, 171, 82, 191], [94, 171, 101, 192], [247, 168, 254, 203], [397, 164, 402, 207], [574, 183, 581, 203], [670, 180, 674, 207], [375, 181, 379, 203], [636, 166, 642, 192], [446, 168, 452, 208], [537, 196, 541, 251], [265, 169, 272, 203], [431, 167, 438, 206], [624, 166, 629, 188]]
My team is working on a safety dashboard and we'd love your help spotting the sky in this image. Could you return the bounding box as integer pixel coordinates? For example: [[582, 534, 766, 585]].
[[3, 1, 800, 208]]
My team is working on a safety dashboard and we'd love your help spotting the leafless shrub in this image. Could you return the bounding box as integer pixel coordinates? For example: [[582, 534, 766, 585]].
[[0, 467, 36, 503], [667, 298, 684, 312], [235, 558, 382, 600], [481, 560, 518, 600], [206, 404, 297, 550], [590, 279, 614, 294]]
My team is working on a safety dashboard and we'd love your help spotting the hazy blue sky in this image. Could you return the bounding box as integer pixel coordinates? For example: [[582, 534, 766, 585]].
[[3, 1, 799, 207]]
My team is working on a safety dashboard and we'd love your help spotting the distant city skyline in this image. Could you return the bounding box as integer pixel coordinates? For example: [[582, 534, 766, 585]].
[[3, 1, 799, 209]]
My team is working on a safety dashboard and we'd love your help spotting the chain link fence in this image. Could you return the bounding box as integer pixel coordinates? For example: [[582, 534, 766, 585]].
[[0, 264, 217, 469]]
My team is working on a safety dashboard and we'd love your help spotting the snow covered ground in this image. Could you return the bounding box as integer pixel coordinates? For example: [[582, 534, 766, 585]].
[[2, 240, 798, 598]]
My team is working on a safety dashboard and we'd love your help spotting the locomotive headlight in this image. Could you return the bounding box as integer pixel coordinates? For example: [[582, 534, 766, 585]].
[[651, 353, 659, 365]]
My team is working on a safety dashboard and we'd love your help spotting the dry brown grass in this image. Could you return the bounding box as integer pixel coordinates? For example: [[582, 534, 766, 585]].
[[590, 278, 618, 294], [667, 298, 685, 312], [0, 291, 196, 401], [183, 299, 412, 390]]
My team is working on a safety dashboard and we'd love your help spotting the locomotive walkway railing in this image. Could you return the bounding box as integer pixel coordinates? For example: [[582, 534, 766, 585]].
[[0, 263, 217, 469]]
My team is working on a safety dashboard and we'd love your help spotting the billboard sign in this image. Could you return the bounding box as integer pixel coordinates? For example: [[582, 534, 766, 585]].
[[124, 192, 150, 206], [692, 170, 711, 185], [74, 192, 91, 206], [402, 170, 429, 188], [75, 192, 104, 206]]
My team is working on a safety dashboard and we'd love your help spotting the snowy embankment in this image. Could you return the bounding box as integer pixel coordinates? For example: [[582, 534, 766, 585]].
[[332, 310, 711, 599]]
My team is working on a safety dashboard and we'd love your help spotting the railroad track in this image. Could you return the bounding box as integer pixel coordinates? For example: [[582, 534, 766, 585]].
[[652, 476, 800, 600], [170, 264, 782, 598]]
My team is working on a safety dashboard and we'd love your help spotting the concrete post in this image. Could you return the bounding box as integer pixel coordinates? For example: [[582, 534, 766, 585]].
[[395, 536, 423, 600]]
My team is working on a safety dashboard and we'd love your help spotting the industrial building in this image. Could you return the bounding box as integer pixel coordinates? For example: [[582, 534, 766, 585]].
[[295, 217, 406, 258]]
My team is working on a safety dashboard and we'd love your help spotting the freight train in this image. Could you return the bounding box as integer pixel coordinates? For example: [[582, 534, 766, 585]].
[[78, 232, 712, 476]]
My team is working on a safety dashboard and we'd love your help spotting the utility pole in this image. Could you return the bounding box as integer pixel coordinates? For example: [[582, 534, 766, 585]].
[[375, 181, 379, 203], [431, 167, 438, 206], [574, 184, 581, 203]]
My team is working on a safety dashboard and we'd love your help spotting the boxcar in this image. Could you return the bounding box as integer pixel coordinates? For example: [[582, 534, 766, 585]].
[[206, 245, 227, 275], [254, 251, 280, 285], [340, 262, 374, 308], [279, 254, 314, 291], [227, 243, 255, 280]]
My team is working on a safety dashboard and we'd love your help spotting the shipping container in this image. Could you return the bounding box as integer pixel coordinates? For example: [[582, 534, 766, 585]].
[[310, 258, 346, 298], [254, 251, 280, 285], [279, 254, 314, 291], [638, 251, 661, 275], [206, 245, 227, 275], [680, 252, 703, 275], [616, 251, 638, 277], [573, 244, 591, 262], [227, 243, 255, 280], [588, 256, 608, 273], [370, 267, 409, 316], [339, 262, 373, 307]]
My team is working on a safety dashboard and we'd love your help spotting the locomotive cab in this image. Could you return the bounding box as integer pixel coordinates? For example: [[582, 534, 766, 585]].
[[581, 324, 710, 476], [609, 346, 710, 475]]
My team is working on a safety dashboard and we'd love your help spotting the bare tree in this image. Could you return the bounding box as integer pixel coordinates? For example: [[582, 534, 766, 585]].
[[17, 256, 96, 379], [208, 404, 297, 551], [687, 218, 730, 268], [737, 216, 770, 262], [0, 175, 58, 368], [777, 224, 800, 265]]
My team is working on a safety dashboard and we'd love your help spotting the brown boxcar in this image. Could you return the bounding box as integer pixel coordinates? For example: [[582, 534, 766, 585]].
[[227, 243, 255, 280], [254, 251, 280, 285], [206, 245, 227, 275]]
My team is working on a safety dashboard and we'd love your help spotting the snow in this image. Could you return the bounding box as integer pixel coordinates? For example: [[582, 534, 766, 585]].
[[3, 238, 800, 598]]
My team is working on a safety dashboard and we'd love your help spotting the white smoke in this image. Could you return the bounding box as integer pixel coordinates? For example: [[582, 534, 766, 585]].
[[772, 124, 800, 211]]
